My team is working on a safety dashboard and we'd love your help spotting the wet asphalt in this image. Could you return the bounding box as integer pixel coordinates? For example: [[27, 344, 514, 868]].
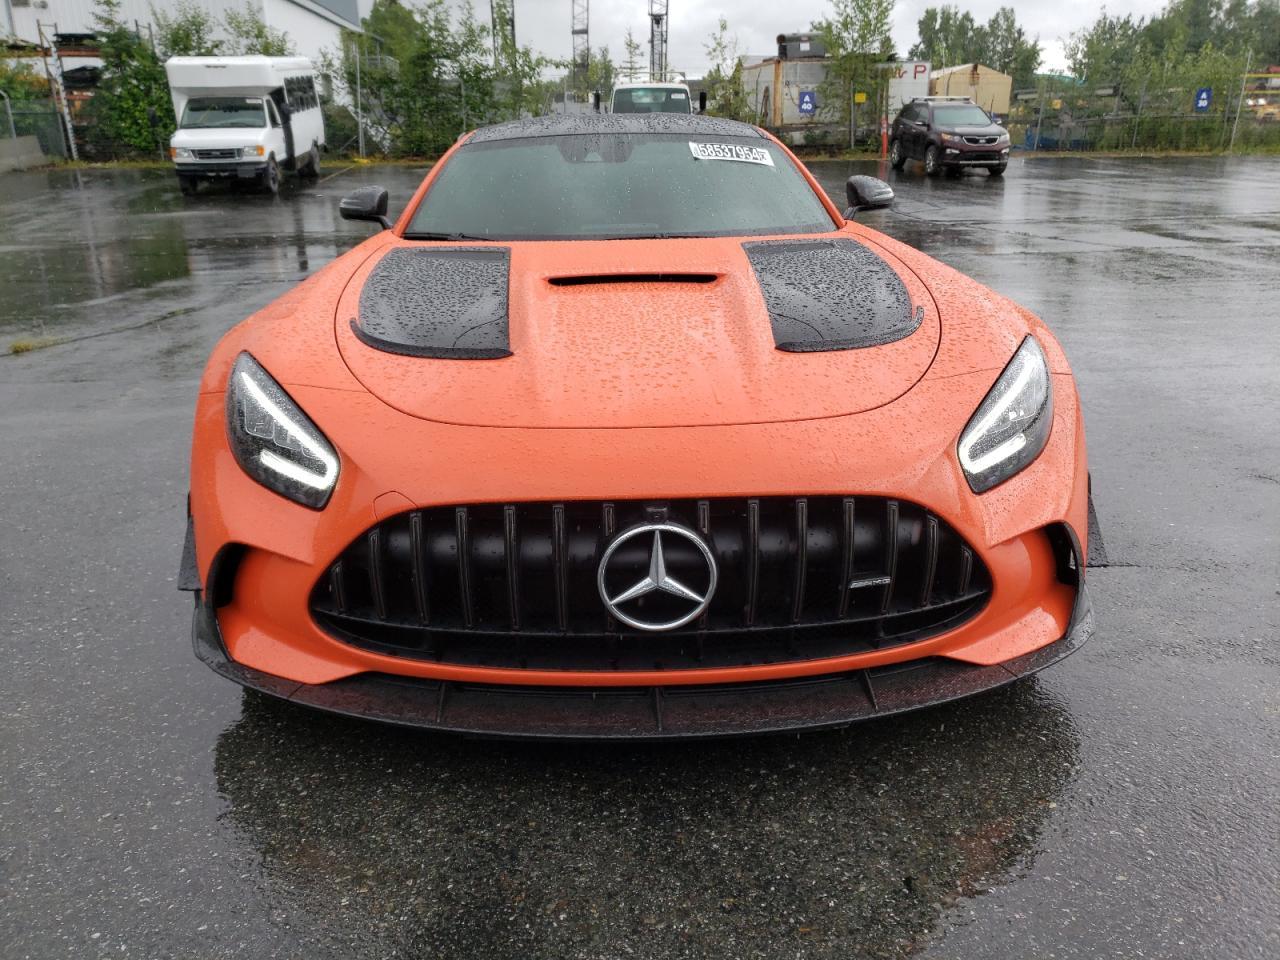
[[0, 154, 1277, 959]]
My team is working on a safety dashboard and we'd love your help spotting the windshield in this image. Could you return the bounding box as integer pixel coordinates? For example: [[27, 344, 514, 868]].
[[612, 88, 692, 114], [932, 104, 994, 126], [180, 97, 267, 129], [405, 134, 836, 241]]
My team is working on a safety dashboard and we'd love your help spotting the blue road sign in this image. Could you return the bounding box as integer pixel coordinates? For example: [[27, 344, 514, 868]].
[[1195, 87, 1212, 112], [798, 90, 817, 116]]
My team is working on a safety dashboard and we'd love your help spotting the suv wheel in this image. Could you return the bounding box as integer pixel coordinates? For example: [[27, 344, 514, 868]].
[[924, 145, 942, 177], [889, 138, 906, 170], [990, 164, 1007, 177]]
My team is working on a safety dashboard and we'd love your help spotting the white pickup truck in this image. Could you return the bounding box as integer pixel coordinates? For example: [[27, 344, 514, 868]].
[[610, 81, 701, 115], [166, 56, 326, 195]]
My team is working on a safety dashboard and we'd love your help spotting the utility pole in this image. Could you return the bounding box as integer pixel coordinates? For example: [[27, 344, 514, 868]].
[[1229, 48, 1251, 151], [648, 0, 668, 81], [570, 0, 589, 96], [353, 38, 365, 158]]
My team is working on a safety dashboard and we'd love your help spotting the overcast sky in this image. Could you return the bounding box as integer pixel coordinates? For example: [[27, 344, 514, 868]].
[[454, 0, 1175, 76]]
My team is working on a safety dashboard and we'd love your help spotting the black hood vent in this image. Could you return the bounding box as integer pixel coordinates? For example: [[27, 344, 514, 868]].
[[743, 238, 920, 352], [352, 247, 512, 360]]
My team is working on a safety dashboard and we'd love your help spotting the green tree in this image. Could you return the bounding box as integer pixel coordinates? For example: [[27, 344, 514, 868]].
[[909, 6, 982, 66], [812, 0, 896, 129], [86, 0, 171, 156], [587, 46, 616, 98], [1064, 11, 1145, 82], [152, 1, 223, 58], [702, 17, 749, 120], [224, 2, 294, 56], [982, 8, 1041, 86], [0, 61, 49, 101], [909, 5, 1039, 86], [622, 28, 643, 81]]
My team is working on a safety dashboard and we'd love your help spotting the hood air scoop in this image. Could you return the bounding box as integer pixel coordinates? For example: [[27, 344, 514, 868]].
[[743, 238, 921, 352], [352, 247, 512, 359]]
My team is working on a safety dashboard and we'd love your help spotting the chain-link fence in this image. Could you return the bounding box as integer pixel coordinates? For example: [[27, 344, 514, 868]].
[[1007, 73, 1280, 152], [3, 99, 69, 160]]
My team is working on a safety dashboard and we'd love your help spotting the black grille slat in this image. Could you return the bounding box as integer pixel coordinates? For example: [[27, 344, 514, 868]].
[[330, 561, 348, 615], [503, 505, 519, 630], [455, 507, 473, 628], [745, 498, 761, 627], [838, 498, 856, 618], [880, 500, 900, 616], [791, 498, 808, 623], [551, 504, 568, 632], [921, 515, 939, 607], [409, 511, 429, 625], [367, 529, 387, 620], [310, 497, 992, 672]]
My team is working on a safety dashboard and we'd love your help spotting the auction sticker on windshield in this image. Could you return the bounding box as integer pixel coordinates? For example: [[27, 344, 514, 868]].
[[688, 142, 775, 166]]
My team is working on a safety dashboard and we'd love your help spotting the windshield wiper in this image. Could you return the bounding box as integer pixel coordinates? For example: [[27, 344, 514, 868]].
[[627, 232, 711, 240], [402, 231, 500, 242]]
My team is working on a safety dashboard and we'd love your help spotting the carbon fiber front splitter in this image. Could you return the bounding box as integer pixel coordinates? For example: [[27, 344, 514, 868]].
[[191, 583, 1093, 740]]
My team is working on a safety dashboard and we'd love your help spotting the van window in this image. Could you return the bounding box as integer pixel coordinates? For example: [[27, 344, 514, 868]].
[[179, 97, 267, 129], [284, 75, 319, 110], [266, 99, 281, 128]]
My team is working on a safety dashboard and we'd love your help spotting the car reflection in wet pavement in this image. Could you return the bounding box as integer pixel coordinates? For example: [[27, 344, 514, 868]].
[[1, 156, 1277, 959]]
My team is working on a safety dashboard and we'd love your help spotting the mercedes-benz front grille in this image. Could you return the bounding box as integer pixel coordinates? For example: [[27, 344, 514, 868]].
[[309, 497, 992, 672]]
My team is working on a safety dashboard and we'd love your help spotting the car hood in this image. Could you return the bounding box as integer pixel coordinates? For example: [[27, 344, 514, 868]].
[[333, 233, 940, 429], [171, 127, 266, 148], [943, 124, 1007, 136]]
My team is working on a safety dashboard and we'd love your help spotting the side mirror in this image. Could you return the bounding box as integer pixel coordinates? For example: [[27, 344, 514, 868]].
[[279, 102, 293, 120], [844, 175, 894, 217], [698, 90, 708, 113], [339, 185, 391, 229]]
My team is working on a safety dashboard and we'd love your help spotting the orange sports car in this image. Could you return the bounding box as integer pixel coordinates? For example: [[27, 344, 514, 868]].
[[179, 114, 1095, 739]]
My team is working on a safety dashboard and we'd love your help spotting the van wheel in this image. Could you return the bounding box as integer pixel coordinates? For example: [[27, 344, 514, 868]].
[[261, 157, 280, 194], [924, 145, 942, 176], [177, 175, 199, 196], [888, 139, 906, 170]]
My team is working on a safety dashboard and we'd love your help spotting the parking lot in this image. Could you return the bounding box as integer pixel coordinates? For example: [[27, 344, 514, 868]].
[[1, 155, 1277, 958]]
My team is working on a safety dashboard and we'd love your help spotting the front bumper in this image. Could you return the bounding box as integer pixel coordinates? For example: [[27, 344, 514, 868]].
[[192, 579, 1092, 740], [940, 145, 1009, 167], [174, 162, 268, 179]]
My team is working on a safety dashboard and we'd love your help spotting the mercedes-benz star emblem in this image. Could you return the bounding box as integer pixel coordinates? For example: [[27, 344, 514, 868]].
[[597, 522, 718, 632]]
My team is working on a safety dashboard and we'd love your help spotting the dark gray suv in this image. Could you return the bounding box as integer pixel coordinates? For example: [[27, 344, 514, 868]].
[[889, 97, 1010, 177]]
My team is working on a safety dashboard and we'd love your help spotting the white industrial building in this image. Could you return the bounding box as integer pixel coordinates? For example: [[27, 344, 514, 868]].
[[2, 0, 370, 70]]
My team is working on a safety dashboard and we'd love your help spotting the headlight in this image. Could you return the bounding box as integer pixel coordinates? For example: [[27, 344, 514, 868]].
[[996, 132, 1010, 145], [941, 133, 961, 143], [957, 337, 1053, 493], [225, 353, 339, 509], [239, 145, 265, 158], [171, 147, 193, 159]]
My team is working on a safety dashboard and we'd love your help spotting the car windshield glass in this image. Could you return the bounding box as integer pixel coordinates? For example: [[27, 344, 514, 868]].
[[180, 97, 267, 129], [612, 89, 692, 114], [405, 134, 835, 240], [932, 104, 993, 126]]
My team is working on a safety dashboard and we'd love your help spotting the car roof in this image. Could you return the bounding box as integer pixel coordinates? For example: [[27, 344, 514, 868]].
[[468, 113, 764, 144]]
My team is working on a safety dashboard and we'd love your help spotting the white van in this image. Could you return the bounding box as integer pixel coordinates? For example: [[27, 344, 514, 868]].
[[166, 56, 326, 195], [610, 81, 697, 114]]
